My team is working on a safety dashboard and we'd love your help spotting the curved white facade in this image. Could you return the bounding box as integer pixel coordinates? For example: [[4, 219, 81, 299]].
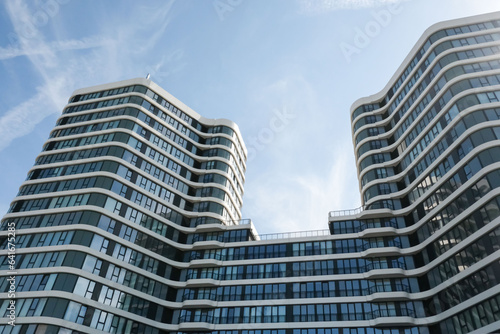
[[338, 10, 500, 334], [1, 11, 500, 334]]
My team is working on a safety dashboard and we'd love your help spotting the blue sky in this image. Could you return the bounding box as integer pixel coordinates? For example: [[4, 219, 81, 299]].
[[1, 0, 499, 235]]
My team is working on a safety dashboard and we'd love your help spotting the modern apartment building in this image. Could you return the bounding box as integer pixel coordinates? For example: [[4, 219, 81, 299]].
[[0, 78, 252, 334], [1, 10, 500, 334]]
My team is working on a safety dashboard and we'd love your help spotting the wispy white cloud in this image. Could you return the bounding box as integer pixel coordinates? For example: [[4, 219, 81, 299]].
[[0, 0, 179, 154], [0, 36, 112, 60], [244, 145, 360, 235], [131, 0, 177, 54], [297, 0, 408, 14], [0, 0, 83, 153], [0, 80, 64, 151], [241, 72, 360, 234], [0, 0, 183, 229]]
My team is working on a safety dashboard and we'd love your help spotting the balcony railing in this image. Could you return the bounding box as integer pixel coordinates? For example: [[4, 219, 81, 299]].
[[257, 229, 331, 240], [329, 206, 365, 218], [178, 308, 416, 324], [181, 284, 410, 302], [194, 218, 253, 227], [329, 220, 399, 234], [189, 239, 403, 262], [329, 201, 396, 218]]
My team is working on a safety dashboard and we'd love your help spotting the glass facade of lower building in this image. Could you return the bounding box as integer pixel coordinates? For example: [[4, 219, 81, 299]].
[[1, 11, 500, 334]]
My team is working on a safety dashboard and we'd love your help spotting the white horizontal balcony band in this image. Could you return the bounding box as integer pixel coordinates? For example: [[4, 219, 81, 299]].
[[351, 176, 500, 242], [351, 11, 500, 115], [12, 170, 231, 212], [354, 66, 500, 157], [412, 283, 500, 326], [3, 255, 492, 309], [360, 128, 500, 200], [402, 218, 500, 278], [0, 267, 185, 306], [356, 87, 500, 174], [185, 278, 220, 287], [1, 204, 254, 242], [469, 319, 500, 334], [408, 249, 500, 301], [0, 243, 188, 288], [8, 197, 495, 273], [0, 218, 196, 256], [354, 55, 500, 151], [183, 269, 407, 287], [11, 163, 495, 264], [8, 147, 488, 262], [363, 138, 500, 209], [357, 91, 500, 180], [0, 291, 178, 331], [38, 124, 245, 200], [182, 283, 500, 329], [373, 163, 500, 232], [178, 322, 215, 331], [352, 39, 500, 137], [351, 48, 500, 136], [181, 299, 218, 308], [0, 317, 118, 334], [47, 110, 246, 195], [49, 111, 246, 182], [25, 146, 244, 212], [53, 101, 244, 161], [58, 99, 247, 174], [69, 77, 247, 157], [2, 252, 496, 311], [4, 185, 232, 232], [363, 137, 500, 211], [352, 50, 500, 148]]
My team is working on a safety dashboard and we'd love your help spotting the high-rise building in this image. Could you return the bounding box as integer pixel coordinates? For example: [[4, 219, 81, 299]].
[[0, 78, 253, 334], [2, 10, 500, 334], [331, 10, 500, 334]]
